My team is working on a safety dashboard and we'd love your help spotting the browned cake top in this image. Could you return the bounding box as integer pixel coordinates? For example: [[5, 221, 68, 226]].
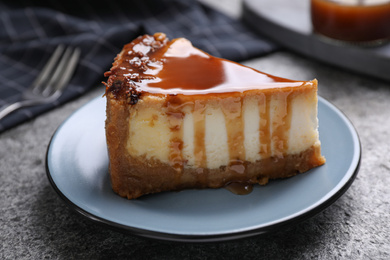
[[104, 33, 308, 104]]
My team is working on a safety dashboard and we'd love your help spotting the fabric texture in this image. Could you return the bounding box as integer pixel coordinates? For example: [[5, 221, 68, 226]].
[[0, 0, 278, 133]]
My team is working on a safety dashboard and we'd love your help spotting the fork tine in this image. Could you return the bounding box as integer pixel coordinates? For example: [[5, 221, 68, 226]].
[[42, 46, 72, 97], [31, 45, 65, 93], [0, 45, 80, 121], [52, 47, 81, 93], [42, 46, 80, 97]]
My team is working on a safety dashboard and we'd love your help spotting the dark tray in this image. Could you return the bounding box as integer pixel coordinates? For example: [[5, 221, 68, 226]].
[[242, 0, 390, 82]]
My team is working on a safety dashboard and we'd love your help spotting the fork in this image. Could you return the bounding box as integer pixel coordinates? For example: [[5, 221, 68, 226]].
[[0, 45, 81, 120]]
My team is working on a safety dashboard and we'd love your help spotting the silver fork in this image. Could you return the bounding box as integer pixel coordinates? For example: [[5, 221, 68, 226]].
[[0, 45, 81, 120]]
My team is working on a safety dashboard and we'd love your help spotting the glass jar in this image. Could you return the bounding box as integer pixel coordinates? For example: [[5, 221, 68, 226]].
[[311, 0, 390, 44]]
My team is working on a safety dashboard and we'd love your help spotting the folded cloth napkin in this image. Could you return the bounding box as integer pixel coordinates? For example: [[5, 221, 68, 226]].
[[0, 0, 278, 133]]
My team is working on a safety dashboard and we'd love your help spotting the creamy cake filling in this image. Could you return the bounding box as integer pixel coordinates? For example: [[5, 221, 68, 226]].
[[126, 89, 319, 170]]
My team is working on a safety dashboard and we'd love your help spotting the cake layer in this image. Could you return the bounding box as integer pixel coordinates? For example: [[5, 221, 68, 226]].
[[126, 85, 320, 170], [106, 93, 324, 199]]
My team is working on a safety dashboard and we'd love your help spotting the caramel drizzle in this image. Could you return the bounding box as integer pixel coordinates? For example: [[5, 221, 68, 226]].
[[166, 92, 292, 170], [166, 96, 185, 174], [221, 97, 245, 161], [271, 92, 292, 158], [105, 33, 306, 100], [193, 100, 207, 169], [221, 97, 246, 174], [165, 91, 293, 192]]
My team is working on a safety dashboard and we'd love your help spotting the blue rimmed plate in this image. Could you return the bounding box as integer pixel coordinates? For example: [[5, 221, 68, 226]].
[[46, 95, 360, 242]]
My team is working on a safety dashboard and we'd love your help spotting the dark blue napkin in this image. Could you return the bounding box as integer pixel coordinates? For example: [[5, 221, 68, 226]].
[[0, 0, 278, 133]]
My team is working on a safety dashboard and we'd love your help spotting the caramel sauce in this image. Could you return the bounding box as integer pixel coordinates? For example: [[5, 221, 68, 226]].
[[225, 182, 253, 195], [221, 97, 246, 162], [166, 102, 184, 173], [193, 100, 207, 168], [311, 0, 390, 43], [106, 33, 305, 194], [105, 33, 304, 98], [271, 92, 292, 158]]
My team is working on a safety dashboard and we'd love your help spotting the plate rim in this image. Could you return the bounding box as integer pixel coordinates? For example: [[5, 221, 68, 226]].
[[45, 95, 361, 243]]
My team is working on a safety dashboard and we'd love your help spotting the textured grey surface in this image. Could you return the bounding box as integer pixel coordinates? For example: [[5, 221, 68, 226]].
[[1, 1, 390, 259]]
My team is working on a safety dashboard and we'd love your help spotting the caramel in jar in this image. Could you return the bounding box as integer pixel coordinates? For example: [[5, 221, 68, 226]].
[[311, 0, 390, 43]]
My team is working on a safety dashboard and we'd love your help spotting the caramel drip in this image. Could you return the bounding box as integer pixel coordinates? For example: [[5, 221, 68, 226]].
[[221, 97, 246, 173], [193, 100, 207, 168], [271, 92, 292, 158], [225, 182, 253, 195], [259, 93, 271, 158], [169, 138, 183, 171], [166, 96, 185, 174]]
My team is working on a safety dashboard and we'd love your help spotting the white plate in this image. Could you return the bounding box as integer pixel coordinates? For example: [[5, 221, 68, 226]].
[[46, 95, 361, 242]]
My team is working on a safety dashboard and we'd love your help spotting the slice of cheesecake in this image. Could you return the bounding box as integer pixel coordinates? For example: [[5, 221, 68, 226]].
[[104, 33, 325, 199]]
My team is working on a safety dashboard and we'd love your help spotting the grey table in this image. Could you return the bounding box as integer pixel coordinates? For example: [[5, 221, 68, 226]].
[[1, 1, 389, 259]]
